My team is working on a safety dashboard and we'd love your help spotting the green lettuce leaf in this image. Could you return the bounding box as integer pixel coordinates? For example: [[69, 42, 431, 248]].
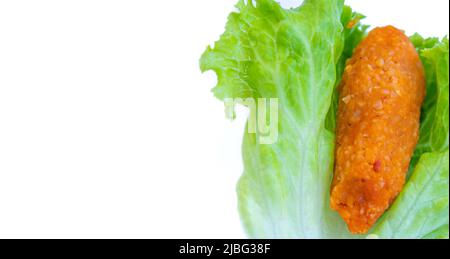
[[201, 0, 362, 238], [412, 37, 449, 168], [201, 0, 449, 239], [371, 150, 449, 239]]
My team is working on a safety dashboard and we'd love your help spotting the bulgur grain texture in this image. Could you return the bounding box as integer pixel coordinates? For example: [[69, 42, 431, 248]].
[[330, 26, 426, 234]]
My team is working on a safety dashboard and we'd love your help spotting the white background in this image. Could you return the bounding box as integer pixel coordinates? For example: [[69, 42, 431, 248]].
[[0, 0, 448, 239]]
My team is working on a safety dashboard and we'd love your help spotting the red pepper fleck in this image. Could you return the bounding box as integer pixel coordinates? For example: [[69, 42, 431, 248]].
[[373, 160, 382, 172], [346, 18, 361, 29]]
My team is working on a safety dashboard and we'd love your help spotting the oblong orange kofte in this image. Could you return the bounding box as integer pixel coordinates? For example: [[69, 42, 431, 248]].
[[330, 26, 426, 234]]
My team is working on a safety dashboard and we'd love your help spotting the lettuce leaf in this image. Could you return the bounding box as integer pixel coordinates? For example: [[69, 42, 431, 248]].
[[200, 0, 449, 239], [201, 0, 343, 238], [412, 36, 449, 168], [371, 150, 449, 239], [201, 0, 365, 238]]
